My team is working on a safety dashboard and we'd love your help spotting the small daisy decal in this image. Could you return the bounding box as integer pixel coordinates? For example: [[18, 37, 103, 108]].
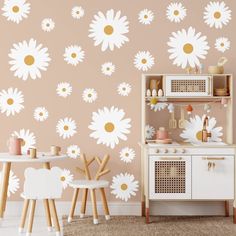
[[120, 147, 135, 163], [9, 38, 51, 81], [82, 88, 97, 103], [0, 170, 19, 197], [56, 82, 72, 98], [134, 51, 154, 71], [101, 62, 115, 76], [2, 0, 30, 24], [0, 88, 24, 116], [215, 37, 230, 52], [67, 145, 80, 159], [138, 9, 154, 25], [64, 45, 85, 66], [148, 99, 168, 112], [56, 117, 77, 139], [166, 2, 186, 23], [145, 125, 155, 139], [117, 82, 131, 96], [71, 6, 84, 19], [110, 173, 139, 202], [60, 169, 73, 189], [41, 18, 55, 32], [34, 107, 48, 122]]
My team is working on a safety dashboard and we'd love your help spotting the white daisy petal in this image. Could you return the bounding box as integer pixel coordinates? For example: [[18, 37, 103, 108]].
[[67, 145, 80, 159], [166, 2, 186, 23], [82, 88, 97, 103], [117, 82, 131, 96], [145, 125, 155, 139], [34, 107, 48, 122], [41, 18, 55, 32], [120, 147, 135, 163], [138, 9, 154, 25], [64, 45, 85, 66], [215, 37, 230, 52], [71, 6, 84, 19], [101, 62, 115, 76], [56, 82, 72, 98], [60, 169, 73, 189], [134, 51, 154, 71], [56, 117, 77, 139]]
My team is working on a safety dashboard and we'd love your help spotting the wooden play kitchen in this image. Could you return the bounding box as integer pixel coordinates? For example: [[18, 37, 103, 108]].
[[140, 74, 236, 223]]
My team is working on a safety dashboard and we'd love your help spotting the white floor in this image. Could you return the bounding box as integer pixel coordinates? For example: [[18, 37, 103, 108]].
[[0, 216, 64, 236]]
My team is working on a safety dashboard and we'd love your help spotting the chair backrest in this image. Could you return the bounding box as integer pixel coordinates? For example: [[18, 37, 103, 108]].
[[24, 167, 63, 199]]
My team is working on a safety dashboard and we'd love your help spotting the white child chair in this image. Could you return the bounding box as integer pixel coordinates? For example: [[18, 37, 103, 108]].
[[19, 167, 63, 236]]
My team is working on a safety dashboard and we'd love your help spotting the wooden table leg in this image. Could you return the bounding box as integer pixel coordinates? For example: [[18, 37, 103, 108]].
[[0, 162, 11, 220], [43, 199, 53, 232], [80, 189, 88, 218]]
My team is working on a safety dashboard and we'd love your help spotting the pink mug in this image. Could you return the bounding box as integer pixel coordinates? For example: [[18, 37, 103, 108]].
[[156, 127, 169, 140], [7, 137, 22, 155]]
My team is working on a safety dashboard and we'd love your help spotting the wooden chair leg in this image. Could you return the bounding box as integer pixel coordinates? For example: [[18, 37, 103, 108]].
[[68, 188, 79, 222], [43, 199, 53, 231], [49, 199, 61, 236], [90, 189, 98, 224], [225, 201, 229, 217], [19, 199, 30, 233], [26, 200, 36, 236], [80, 189, 88, 218], [100, 188, 110, 220]]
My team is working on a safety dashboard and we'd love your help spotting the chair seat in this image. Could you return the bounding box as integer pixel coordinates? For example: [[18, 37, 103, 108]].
[[21, 193, 59, 200], [69, 180, 109, 189]]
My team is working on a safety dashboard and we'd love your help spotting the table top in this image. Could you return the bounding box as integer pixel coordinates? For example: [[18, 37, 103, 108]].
[[0, 152, 68, 163]]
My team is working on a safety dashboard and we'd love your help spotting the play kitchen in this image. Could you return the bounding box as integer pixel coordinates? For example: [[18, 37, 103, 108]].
[[141, 74, 236, 224]]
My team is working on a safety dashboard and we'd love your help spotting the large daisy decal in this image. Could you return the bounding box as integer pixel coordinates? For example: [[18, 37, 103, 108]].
[[88, 9, 129, 51], [167, 27, 210, 69], [166, 2, 186, 23], [9, 38, 51, 81], [180, 115, 223, 144], [88, 106, 131, 149], [56, 117, 77, 139], [110, 173, 139, 202], [0, 170, 19, 197], [60, 169, 74, 189], [204, 1, 231, 29], [0, 88, 24, 116]]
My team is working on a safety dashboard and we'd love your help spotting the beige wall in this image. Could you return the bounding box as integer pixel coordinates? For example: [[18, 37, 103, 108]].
[[0, 0, 235, 202]]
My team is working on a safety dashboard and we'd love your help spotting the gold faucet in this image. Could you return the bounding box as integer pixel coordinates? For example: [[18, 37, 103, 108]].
[[202, 116, 212, 142]]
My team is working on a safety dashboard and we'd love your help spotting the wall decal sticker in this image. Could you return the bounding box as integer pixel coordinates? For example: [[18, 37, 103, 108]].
[[167, 27, 210, 69], [56, 117, 77, 139], [101, 62, 115, 76], [215, 37, 230, 52], [0, 170, 19, 197], [67, 145, 80, 159], [134, 51, 155, 71], [117, 82, 132, 97], [166, 2, 187, 23], [148, 100, 168, 112], [110, 173, 139, 202], [9, 38, 51, 81], [71, 6, 85, 20], [89, 106, 131, 149], [12, 129, 36, 154], [145, 124, 155, 139], [41, 18, 55, 32], [204, 1, 231, 29], [2, 0, 30, 24], [56, 82, 72, 98], [138, 9, 154, 25], [63, 45, 85, 66], [119, 147, 135, 163], [82, 88, 98, 103], [60, 169, 74, 189], [89, 9, 129, 51], [0, 87, 24, 116], [33, 107, 49, 122]]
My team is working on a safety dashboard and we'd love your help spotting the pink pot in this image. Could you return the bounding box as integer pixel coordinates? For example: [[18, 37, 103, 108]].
[[7, 137, 22, 155], [156, 127, 169, 140]]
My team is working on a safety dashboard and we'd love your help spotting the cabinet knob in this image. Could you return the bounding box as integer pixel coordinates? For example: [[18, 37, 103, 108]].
[[171, 148, 176, 153], [163, 149, 168, 153], [180, 149, 185, 153], [156, 149, 159, 153]]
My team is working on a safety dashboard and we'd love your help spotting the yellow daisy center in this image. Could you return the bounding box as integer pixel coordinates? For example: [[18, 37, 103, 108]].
[[141, 59, 147, 64], [7, 98, 14, 105], [144, 15, 148, 19], [174, 10, 179, 16], [72, 150, 75, 153], [71, 53, 77, 58], [106, 67, 110, 71], [12, 5, 19, 13], [150, 97, 158, 105], [220, 43, 224, 47], [196, 130, 203, 141], [104, 25, 114, 35], [76, 11, 80, 15], [121, 183, 128, 191], [104, 122, 115, 132], [39, 112, 43, 116], [88, 93, 92, 97], [62, 88, 66, 92], [21, 140, 25, 147], [60, 176, 66, 181], [183, 43, 194, 54], [24, 55, 35, 66], [125, 153, 129, 157], [214, 11, 221, 19], [64, 125, 69, 131]]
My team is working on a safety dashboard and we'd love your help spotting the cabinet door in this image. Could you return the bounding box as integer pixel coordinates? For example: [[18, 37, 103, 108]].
[[192, 156, 234, 199]]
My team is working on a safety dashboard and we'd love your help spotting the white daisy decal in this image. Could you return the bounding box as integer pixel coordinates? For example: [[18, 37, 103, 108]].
[[204, 1, 231, 29], [64, 45, 85, 66], [117, 82, 131, 96], [134, 51, 154, 71], [82, 88, 97, 103], [148, 98, 168, 112], [0, 88, 24, 116], [71, 6, 84, 19], [166, 2, 186, 23], [41, 18, 55, 32], [34, 107, 48, 122], [89, 9, 129, 51], [167, 27, 210, 69], [9, 38, 51, 81], [60, 169, 74, 189], [67, 145, 80, 159], [89, 106, 131, 149], [180, 115, 223, 144], [12, 129, 36, 154], [120, 147, 135, 163], [2, 0, 30, 24], [56, 117, 77, 139], [145, 125, 155, 139], [56, 82, 72, 98], [0, 170, 19, 197], [215, 37, 230, 52], [101, 62, 115, 76], [138, 9, 154, 25], [110, 173, 139, 202]]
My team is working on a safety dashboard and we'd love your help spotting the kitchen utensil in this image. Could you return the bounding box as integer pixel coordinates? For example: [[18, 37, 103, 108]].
[[7, 137, 22, 155], [146, 89, 151, 97], [158, 89, 163, 97], [169, 112, 177, 129], [149, 79, 160, 91], [208, 57, 228, 74], [178, 107, 186, 129], [29, 148, 37, 159], [151, 89, 157, 97], [156, 127, 169, 140], [214, 88, 228, 96], [51, 145, 61, 156]]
